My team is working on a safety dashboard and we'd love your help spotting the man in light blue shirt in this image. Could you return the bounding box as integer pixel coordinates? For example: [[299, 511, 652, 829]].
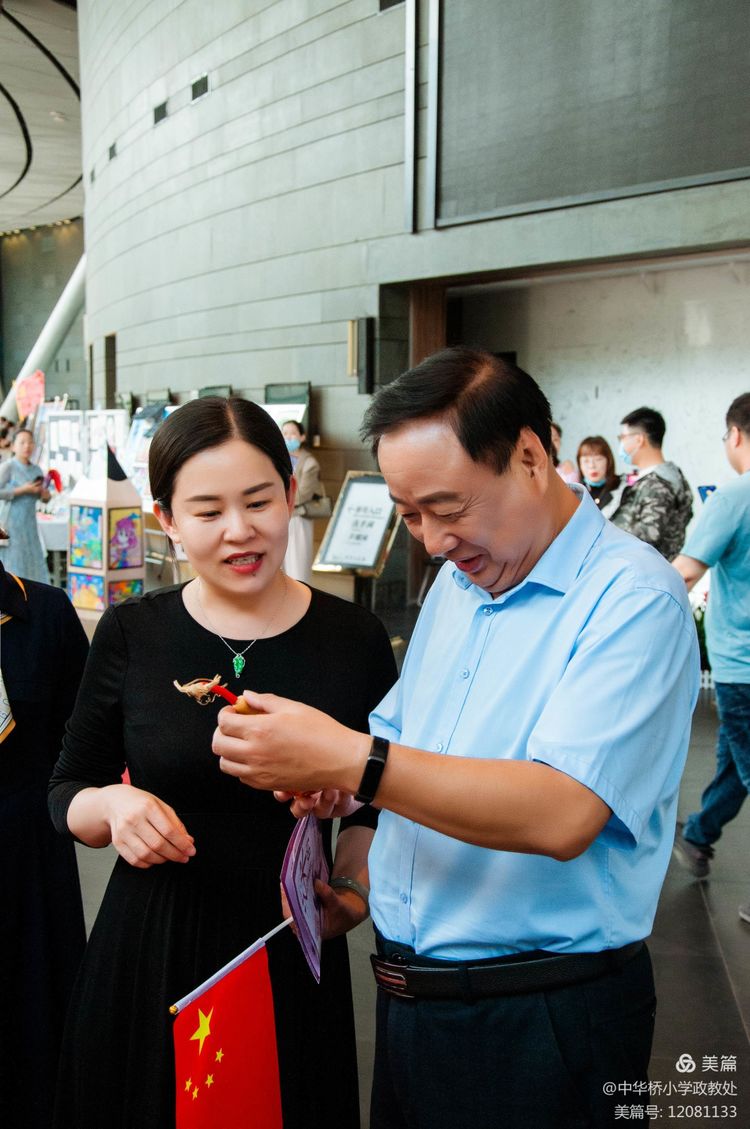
[[215, 349, 699, 1129], [672, 393, 750, 922]]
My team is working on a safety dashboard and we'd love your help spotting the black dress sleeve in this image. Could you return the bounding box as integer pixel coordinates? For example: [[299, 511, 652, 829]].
[[48, 605, 129, 836]]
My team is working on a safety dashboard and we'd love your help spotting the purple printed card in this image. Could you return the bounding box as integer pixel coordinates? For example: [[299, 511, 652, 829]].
[[280, 814, 329, 982]]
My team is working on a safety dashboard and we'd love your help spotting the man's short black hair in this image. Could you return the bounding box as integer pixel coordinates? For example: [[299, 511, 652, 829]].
[[620, 406, 666, 448], [726, 393, 750, 435], [361, 347, 552, 475]]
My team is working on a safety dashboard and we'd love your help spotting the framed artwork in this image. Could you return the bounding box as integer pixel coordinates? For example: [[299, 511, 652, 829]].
[[109, 578, 144, 604], [69, 573, 105, 611], [313, 471, 399, 577], [69, 505, 104, 569], [108, 508, 144, 569]]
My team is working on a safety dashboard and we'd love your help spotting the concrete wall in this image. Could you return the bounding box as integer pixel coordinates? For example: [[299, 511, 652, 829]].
[[79, 0, 750, 415], [77, 0, 750, 582], [459, 258, 750, 509], [0, 220, 86, 405]]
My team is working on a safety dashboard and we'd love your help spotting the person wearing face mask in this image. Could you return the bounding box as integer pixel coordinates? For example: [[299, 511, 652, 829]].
[[610, 407, 693, 560], [282, 420, 322, 583], [576, 436, 624, 518]]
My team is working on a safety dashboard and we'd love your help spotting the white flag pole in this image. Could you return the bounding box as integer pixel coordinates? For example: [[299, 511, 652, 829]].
[[169, 917, 293, 1015]]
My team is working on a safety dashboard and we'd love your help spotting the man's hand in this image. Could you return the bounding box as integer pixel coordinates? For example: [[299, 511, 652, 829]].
[[273, 789, 364, 820], [316, 878, 369, 939], [212, 691, 370, 795]]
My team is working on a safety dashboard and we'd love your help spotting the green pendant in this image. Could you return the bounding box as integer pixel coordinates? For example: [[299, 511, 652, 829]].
[[232, 653, 245, 678]]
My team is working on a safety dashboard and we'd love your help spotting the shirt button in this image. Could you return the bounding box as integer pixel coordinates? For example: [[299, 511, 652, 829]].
[[436, 741, 444, 752], [483, 606, 493, 616], [460, 668, 470, 679], [400, 893, 408, 904]]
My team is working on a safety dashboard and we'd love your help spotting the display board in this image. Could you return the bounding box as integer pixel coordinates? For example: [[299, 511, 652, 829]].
[[32, 406, 129, 485], [264, 382, 311, 433], [86, 410, 130, 476], [260, 403, 308, 432], [34, 405, 84, 484], [312, 471, 399, 577]]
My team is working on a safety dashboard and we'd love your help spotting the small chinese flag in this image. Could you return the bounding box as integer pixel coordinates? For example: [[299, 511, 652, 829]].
[[173, 944, 282, 1129]]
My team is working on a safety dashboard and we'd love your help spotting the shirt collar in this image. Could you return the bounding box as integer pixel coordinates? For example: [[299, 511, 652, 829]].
[[451, 485, 604, 600]]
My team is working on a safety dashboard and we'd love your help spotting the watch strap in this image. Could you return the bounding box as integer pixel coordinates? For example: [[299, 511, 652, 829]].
[[354, 735, 390, 804], [329, 876, 370, 912]]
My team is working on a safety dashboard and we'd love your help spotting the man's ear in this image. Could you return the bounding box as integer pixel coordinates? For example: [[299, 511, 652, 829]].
[[517, 427, 550, 478], [153, 502, 180, 543]]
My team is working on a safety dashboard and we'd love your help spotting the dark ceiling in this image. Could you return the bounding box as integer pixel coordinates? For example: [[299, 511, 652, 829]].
[[0, 0, 82, 231]]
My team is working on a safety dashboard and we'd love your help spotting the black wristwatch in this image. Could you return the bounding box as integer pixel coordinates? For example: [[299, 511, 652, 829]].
[[354, 735, 390, 804]]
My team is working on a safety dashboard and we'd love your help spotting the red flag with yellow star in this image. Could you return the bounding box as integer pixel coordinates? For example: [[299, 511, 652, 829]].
[[173, 944, 282, 1129]]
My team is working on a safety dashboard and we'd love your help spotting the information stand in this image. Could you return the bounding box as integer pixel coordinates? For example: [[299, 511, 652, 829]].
[[67, 448, 145, 617], [312, 472, 399, 606]]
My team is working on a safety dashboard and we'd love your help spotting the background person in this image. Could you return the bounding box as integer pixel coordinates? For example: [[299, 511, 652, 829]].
[[610, 407, 693, 560], [0, 561, 88, 1129], [550, 420, 580, 483], [212, 349, 700, 1129], [576, 435, 624, 518], [282, 419, 322, 583], [671, 393, 750, 922], [48, 397, 396, 1129], [0, 428, 51, 583]]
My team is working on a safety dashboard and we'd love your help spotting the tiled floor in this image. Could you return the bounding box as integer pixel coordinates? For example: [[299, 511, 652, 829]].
[[649, 692, 750, 1125], [76, 690, 750, 1128]]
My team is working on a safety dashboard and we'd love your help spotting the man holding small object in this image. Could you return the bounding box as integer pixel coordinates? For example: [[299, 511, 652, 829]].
[[214, 348, 699, 1129]]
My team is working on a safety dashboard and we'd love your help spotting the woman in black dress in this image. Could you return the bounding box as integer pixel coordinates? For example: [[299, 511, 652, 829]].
[[49, 398, 396, 1129]]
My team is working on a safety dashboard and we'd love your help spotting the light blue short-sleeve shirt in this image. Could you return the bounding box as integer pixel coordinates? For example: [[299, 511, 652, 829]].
[[682, 471, 750, 684], [369, 488, 700, 959]]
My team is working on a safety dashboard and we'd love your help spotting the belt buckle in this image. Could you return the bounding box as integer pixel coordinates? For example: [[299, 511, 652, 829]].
[[371, 955, 416, 999]]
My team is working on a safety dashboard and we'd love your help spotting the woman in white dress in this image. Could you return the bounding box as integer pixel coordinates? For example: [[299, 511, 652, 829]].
[[282, 420, 322, 583]]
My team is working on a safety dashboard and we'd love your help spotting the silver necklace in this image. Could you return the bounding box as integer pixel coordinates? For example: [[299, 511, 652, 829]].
[[195, 576, 288, 679]]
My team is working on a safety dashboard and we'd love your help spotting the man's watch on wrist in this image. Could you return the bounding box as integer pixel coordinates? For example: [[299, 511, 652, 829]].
[[354, 735, 390, 804]]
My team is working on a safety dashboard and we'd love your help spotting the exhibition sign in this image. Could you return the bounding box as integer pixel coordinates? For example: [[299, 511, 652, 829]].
[[313, 471, 399, 577]]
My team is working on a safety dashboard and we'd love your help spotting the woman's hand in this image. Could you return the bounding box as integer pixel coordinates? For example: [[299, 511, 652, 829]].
[[100, 784, 196, 868], [16, 480, 42, 496]]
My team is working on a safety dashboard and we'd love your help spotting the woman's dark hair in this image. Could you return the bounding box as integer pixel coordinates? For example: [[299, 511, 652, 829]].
[[361, 347, 552, 475], [14, 427, 33, 440], [149, 397, 292, 514], [282, 419, 306, 438], [576, 435, 619, 490]]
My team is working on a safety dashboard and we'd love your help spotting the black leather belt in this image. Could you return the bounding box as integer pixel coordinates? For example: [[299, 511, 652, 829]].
[[371, 940, 644, 1001]]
